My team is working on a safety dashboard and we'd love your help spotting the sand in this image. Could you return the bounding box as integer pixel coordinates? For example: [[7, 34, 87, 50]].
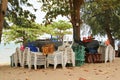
[[0, 58, 120, 80]]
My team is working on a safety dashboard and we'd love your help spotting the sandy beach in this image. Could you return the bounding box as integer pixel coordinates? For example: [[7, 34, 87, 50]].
[[0, 58, 120, 80]]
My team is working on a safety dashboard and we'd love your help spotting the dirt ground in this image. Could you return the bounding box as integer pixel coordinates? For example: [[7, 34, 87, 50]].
[[0, 58, 120, 80]]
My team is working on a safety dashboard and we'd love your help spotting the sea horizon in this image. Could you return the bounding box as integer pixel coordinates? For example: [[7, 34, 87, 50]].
[[0, 43, 20, 65]]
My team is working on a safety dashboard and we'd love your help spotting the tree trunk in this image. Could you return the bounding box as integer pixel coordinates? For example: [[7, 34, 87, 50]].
[[0, 0, 8, 43], [69, 0, 84, 43], [104, 10, 115, 48], [105, 26, 115, 48]]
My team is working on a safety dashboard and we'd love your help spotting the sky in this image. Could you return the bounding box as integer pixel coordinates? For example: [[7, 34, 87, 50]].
[[22, 0, 68, 23], [21, 0, 45, 23]]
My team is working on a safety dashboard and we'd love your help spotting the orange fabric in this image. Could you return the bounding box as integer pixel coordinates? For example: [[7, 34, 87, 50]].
[[42, 44, 55, 55], [105, 39, 110, 46]]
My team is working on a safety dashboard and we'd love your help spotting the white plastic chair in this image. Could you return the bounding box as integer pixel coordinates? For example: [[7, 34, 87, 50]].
[[10, 52, 17, 67], [22, 47, 46, 70], [22, 47, 36, 69], [16, 47, 23, 66], [47, 51, 64, 69], [64, 47, 75, 67], [22, 47, 29, 68], [98, 45, 106, 62], [10, 47, 22, 67], [32, 52, 46, 70], [105, 45, 115, 63]]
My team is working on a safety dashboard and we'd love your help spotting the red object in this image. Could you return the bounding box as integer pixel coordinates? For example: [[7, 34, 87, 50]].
[[20, 45, 25, 51], [83, 37, 87, 42], [83, 36, 92, 43], [105, 39, 110, 46], [88, 36, 92, 39]]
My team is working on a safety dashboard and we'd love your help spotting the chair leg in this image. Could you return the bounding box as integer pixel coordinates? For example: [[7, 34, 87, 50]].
[[97, 54, 102, 63], [34, 64, 37, 70], [72, 59, 75, 67], [47, 63, 49, 68], [44, 61, 47, 69], [87, 54, 93, 63], [93, 54, 97, 63], [28, 63, 31, 69], [15, 61, 18, 67], [44, 64, 46, 69], [10, 56, 14, 67], [54, 63, 57, 70]]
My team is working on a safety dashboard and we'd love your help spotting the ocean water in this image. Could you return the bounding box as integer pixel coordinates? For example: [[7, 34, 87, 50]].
[[0, 43, 20, 65]]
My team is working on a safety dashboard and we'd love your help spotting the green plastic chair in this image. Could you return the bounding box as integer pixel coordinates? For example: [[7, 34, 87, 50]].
[[72, 44, 85, 66]]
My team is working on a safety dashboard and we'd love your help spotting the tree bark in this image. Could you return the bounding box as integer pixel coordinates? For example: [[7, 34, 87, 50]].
[[0, 0, 8, 43], [105, 26, 115, 48], [104, 10, 115, 48], [69, 0, 84, 43]]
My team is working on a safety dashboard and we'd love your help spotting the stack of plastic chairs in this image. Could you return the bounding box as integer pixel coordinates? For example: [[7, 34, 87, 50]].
[[10, 52, 17, 67], [22, 47, 46, 70], [47, 51, 64, 69], [10, 47, 22, 67], [22, 47, 30, 68], [32, 51, 46, 70], [72, 43, 85, 66], [64, 47, 75, 67], [98, 45, 106, 62], [105, 44, 115, 63]]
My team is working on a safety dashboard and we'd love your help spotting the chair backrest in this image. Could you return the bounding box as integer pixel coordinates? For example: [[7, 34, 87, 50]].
[[58, 45, 65, 51], [98, 45, 106, 61], [16, 47, 22, 64], [22, 47, 30, 66], [105, 44, 115, 62], [65, 47, 74, 59]]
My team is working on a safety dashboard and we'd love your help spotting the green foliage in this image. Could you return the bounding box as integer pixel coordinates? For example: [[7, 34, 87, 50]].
[[40, 20, 72, 40], [82, 0, 120, 39], [6, 0, 36, 26], [4, 0, 39, 44], [51, 20, 72, 40], [38, 0, 84, 42], [40, 24, 54, 35], [3, 18, 42, 44], [38, 0, 70, 24], [52, 20, 72, 30]]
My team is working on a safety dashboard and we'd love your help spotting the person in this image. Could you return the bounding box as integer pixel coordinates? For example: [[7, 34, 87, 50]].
[[118, 41, 120, 57]]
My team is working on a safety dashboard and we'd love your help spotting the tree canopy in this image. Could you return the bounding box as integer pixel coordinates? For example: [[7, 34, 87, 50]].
[[82, 0, 120, 47], [40, 20, 72, 41], [1, 0, 120, 47], [7, 0, 36, 22], [39, 0, 84, 42], [3, 17, 42, 45], [51, 20, 72, 40]]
